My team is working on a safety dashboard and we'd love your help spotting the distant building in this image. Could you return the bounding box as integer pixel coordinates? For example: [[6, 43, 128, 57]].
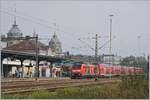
[[102, 54, 122, 65], [49, 32, 62, 55], [3, 22, 63, 56]]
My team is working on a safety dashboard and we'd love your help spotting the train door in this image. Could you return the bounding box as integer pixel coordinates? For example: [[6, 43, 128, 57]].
[[81, 64, 86, 76], [98, 64, 104, 77], [90, 65, 94, 76], [85, 66, 90, 77], [117, 66, 121, 76], [94, 65, 98, 76], [100, 64, 105, 77]]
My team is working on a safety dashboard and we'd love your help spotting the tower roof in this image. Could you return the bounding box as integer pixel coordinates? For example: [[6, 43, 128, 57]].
[[7, 22, 23, 38], [49, 33, 62, 54], [49, 32, 61, 44]]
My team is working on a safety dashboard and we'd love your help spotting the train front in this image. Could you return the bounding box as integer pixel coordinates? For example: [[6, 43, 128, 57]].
[[71, 62, 85, 79]]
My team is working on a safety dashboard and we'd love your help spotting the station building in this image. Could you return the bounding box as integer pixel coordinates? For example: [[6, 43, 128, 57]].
[[2, 20, 63, 78]]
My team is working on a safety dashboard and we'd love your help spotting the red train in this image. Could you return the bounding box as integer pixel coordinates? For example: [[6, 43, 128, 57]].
[[70, 63, 144, 79]]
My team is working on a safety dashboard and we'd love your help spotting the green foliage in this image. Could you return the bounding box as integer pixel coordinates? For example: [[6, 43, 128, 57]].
[[120, 56, 147, 68], [28, 90, 51, 99], [2, 77, 149, 99], [119, 75, 149, 99], [54, 87, 80, 99]]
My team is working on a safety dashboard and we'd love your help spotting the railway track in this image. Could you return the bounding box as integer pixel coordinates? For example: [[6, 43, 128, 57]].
[[1, 77, 70, 83], [1, 78, 121, 94], [2, 79, 96, 89]]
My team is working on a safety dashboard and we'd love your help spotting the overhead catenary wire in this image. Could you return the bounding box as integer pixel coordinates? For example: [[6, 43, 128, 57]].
[[98, 36, 116, 50], [0, 8, 117, 55], [78, 38, 95, 51], [0, 10, 82, 53], [0, 9, 57, 30], [1, 8, 103, 50], [0, 9, 83, 51], [77, 34, 117, 56], [0, 8, 80, 39]]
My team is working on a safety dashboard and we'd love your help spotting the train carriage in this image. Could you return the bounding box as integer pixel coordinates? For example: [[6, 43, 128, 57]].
[[97, 64, 106, 77], [105, 67, 113, 77], [135, 67, 144, 74], [112, 66, 121, 76], [121, 67, 129, 76], [129, 67, 135, 75], [70, 62, 145, 79]]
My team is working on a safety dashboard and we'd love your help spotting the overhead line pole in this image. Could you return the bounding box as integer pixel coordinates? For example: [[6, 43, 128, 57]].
[[35, 34, 39, 79], [95, 34, 98, 64], [79, 33, 101, 64]]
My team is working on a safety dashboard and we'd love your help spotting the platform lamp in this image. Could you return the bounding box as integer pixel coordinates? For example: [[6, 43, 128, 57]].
[[109, 14, 114, 80]]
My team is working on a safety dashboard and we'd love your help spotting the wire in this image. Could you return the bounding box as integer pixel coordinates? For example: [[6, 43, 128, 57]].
[[0, 8, 93, 53], [4, 7, 55, 25], [0, 9, 56, 29], [0, 8, 80, 38], [78, 38, 95, 51], [98, 36, 116, 50], [0, 8, 114, 54]]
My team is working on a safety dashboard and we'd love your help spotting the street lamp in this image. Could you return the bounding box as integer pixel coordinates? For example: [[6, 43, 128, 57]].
[[109, 14, 114, 79], [137, 35, 141, 56], [109, 14, 114, 60]]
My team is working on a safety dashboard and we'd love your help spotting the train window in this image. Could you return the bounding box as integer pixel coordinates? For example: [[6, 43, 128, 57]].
[[63, 62, 73, 67], [72, 62, 82, 68]]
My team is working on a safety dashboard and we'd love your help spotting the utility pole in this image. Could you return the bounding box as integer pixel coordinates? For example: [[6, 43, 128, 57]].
[[78, 33, 100, 64], [35, 34, 39, 79], [92, 33, 101, 64], [78, 34, 114, 64], [95, 34, 98, 64]]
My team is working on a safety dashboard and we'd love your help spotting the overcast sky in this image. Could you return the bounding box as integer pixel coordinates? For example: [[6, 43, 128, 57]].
[[0, 1, 150, 57]]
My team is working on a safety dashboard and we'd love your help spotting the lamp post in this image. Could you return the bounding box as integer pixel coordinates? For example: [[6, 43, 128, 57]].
[[137, 35, 141, 57], [147, 55, 149, 80], [109, 14, 114, 79], [109, 14, 114, 64]]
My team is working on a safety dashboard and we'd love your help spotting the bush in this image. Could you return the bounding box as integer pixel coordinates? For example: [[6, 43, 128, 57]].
[[28, 90, 51, 99]]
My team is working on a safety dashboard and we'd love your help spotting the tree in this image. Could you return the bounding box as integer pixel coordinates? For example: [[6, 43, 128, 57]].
[[120, 56, 147, 71]]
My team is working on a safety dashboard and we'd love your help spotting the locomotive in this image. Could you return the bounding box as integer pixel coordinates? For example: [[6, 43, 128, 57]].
[[70, 62, 144, 79], [71, 62, 97, 79]]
